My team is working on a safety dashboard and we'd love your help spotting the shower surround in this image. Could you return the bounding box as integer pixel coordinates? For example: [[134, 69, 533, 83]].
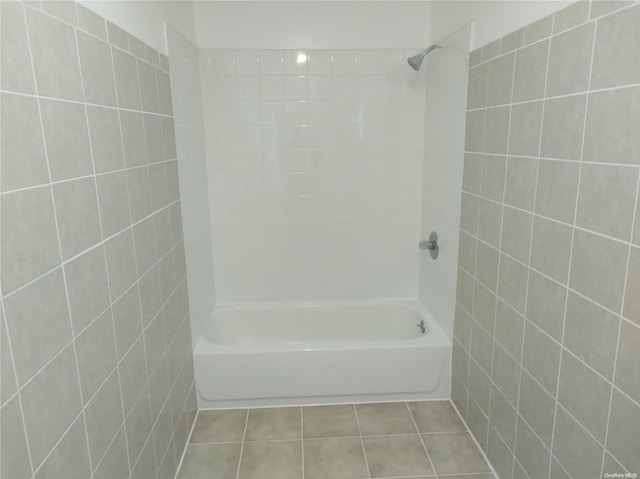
[[199, 48, 428, 303], [453, 1, 640, 478], [0, 1, 196, 478]]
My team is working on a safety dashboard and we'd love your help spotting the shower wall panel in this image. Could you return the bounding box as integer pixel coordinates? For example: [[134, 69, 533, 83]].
[[0, 1, 196, 477], [200, 49, 428, 302]]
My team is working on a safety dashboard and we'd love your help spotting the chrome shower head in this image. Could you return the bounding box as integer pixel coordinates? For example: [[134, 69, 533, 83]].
[[407, 44, 444, 71]]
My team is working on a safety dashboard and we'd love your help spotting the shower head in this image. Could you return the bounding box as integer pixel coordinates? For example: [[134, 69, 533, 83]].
[[407, 44, 444, 71]]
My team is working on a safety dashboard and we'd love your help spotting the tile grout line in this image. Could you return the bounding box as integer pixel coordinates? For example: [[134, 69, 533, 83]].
[[405, 402, 439, 477], [300, 406, 305, 479], [0, 157, 179, 198], [352, 404, 372, 478], [235, 409, 250, 479], [173, 405, 200, 479], [484, 39, 517, 463], [72, 13, 125, 476], [547, 9, 598, 477], [599, 139, 640, 478], [0, 88, 175, 120], [510, 10, 552, 478], [105, 18, 138, 476], [20, 3, 79, 476]]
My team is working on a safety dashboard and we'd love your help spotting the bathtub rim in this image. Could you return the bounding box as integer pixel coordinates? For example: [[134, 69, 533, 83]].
[[195, 298, 450, 354]]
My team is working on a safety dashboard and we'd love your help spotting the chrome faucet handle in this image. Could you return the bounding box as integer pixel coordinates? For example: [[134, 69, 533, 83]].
[[419, 231, 439, 259]]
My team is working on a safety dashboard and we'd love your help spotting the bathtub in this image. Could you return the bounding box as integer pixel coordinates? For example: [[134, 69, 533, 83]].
[[194, 301, 452, 408]]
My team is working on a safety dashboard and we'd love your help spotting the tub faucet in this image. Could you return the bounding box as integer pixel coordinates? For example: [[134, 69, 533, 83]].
[[416, 320, 426, 333]]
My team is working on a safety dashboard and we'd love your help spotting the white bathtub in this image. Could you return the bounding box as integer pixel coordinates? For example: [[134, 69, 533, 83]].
[[194, 301, 452, 408]]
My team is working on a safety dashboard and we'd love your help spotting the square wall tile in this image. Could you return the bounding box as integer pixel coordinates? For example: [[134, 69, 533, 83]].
[[557, 351, 611, 442], [553, 1, 589, 34], [1, 186, 61, 294], [20, 345, 82, 468], [4, 268, 71, 386], [546, 23, 594, 96], [534, 159, 580, 224], [513, 40, 548, 101], [576, 163, 638, 240], [0, 92, 48, 192], [26, 7, 83, 100], [518, 370, 555, 446], [504, 156, 537, 211], [77, 31, 117, 107], [564, 292, 619, 379], [591, 5, 640, 89], [64, 245, 110, 332], [1, 0, 35, 94], [467, 64, 487, 110], [522, 321, 561, 395], [569, 229, 628, 314], [75, 309, 117, 400], [53, 177, 102, 260], [40, 98, 93, 181], [1, 397, 34, 479], [508, 101, 542, 157], [583, 86, 640, 165], [112, 48, 142, 110], [86, 105, 125, 173], [529, 216, 573, 284], [552, 406, 604, 478], [84, 370, 124, 465], [525, 270, 566, 341], [486, 53, 514, 107], [540, 94, 587, 161]]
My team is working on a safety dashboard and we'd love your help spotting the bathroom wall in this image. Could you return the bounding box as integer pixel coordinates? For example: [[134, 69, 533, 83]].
[[0, 1, 196, 477], [193, 1, 431, 49], [418, 24, 471, 339], [200, 49, 427, 303], [166, 26, 217, 343], [453, 1, 640, 478]]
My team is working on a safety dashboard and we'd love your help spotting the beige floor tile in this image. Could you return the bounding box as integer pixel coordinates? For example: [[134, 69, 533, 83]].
[[303, 437, 368, 479], [178, 444, 241, 479], [409, 400, 467, 433], [238, 440, 302, 479], [363, 434, 434, 477], [190, 409, 247, 443], [355, 402, 417, 436], [302, 404, 360, 438], [422, 432, 491, 475], [245, 407, 301, 441]]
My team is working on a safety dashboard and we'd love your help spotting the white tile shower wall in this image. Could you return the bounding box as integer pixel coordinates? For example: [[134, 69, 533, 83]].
[[200, 49, 428, 302], [0, 1, 196, 477], [167, 26, 216, 344], [454, 2, 640, 478], [419, 24, 471, 340]]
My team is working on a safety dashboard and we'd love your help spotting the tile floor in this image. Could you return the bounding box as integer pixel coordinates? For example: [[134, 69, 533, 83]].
[[177, 401, 494, 479]]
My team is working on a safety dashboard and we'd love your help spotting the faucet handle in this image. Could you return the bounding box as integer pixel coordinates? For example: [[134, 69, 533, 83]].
[[419, 231, 439, 259]]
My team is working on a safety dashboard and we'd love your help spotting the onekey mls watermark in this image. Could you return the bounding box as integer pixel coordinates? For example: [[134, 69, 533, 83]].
[[603, 473, 638, 479]]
